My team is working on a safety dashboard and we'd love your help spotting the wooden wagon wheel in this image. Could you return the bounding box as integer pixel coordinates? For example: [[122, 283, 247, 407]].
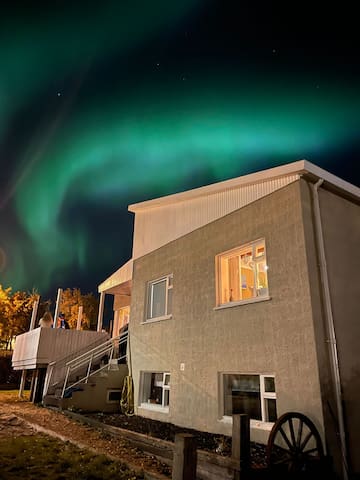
[[267, 412, 324, 476]]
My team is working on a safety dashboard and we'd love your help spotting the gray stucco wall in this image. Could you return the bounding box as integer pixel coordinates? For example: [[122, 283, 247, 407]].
[[129, 180, 324, 445], [301, 181, 360, 477]]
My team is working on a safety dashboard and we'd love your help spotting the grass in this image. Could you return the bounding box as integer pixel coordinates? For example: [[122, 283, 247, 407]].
[[0, 391, 143, 479], [0, 435, 144, 480], [0, 389, 30, 401]]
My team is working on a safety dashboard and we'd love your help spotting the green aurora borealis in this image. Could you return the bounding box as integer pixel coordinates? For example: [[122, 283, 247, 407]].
[[1, 1, 359, 295]]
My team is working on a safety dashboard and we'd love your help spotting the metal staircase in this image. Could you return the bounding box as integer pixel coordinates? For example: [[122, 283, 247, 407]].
[[43, 331, 128, 403]]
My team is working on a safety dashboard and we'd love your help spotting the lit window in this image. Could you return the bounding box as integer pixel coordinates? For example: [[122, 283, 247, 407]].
[[146, 274, 173, 320], [223, 373, 277, 422], [140, 372, 170, 411], [216, 239, 268, 305]]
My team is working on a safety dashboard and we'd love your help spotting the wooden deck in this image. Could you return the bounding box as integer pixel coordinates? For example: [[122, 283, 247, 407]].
[[12, 328, 109, 370]]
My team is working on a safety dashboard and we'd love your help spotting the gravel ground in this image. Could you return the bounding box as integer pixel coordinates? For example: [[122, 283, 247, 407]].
[[0, 392, 333, 479], [85, 411, 268, 468]]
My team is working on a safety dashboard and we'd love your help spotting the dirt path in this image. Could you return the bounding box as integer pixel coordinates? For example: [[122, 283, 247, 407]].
[[0, 391, 170, 479]]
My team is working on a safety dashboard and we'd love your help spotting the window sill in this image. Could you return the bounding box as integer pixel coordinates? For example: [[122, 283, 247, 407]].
[[219, 416, 274, 431], [139, 403, 169, 413], [214, 296, 271, 310], [141, 314, 172, 325]]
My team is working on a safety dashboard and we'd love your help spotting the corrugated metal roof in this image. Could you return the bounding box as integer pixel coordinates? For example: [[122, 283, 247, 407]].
[[131, 173, 300, 259], [99, 159, 360, 291], [129, 159, 359, 212]]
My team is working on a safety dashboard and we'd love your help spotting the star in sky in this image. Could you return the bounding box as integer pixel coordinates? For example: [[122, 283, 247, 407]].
[[0, 0, 359, 298]]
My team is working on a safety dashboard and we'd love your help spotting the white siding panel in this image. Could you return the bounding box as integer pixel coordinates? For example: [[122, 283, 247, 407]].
[[132, 175, 299, 259]]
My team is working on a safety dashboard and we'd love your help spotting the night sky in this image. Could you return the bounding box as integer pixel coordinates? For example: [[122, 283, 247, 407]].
[[1, 1, 359, 299]]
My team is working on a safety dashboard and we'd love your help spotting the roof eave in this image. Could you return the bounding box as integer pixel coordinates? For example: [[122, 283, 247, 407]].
[[128, 159, 360, 213], [128, 160, 308, 212]]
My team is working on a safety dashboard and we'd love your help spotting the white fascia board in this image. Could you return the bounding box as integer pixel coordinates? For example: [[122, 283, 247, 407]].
[[98, 258, 133, 293], [302, 160, 360, 198]]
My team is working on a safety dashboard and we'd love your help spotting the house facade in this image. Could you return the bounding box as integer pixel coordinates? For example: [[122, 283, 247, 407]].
[[99, 160, 360, 478]]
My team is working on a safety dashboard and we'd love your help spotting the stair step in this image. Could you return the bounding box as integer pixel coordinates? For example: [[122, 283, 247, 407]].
[[54, 388, 63, 398], [43, 395, 62, 408]]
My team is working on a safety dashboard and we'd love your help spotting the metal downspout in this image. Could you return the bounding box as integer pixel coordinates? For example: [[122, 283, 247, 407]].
[[312, 178, 348, 480]]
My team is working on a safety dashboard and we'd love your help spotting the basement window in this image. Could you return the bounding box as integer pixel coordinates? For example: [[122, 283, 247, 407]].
[[140, 372, 170, 412], [145, 274, 173, 322], [216, 239, 269, 306], [222, 373, 277, 423], [106, 389, 122, 404]]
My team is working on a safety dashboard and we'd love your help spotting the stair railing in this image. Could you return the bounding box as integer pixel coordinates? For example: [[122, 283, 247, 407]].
[[43, 335, 111, 397], [61, 331, 128, 398]]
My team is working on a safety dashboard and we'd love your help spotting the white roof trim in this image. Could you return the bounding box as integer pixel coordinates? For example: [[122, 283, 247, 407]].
[[98, 258, 133, 293], [129, 160, 360, 212], [302, 160, 360, 197]]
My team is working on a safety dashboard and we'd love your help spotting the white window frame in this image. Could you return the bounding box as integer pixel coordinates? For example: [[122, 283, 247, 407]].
[[220, 373, 277, 424], [145, 274, 173, 322], [139, 371, 170, 413], [260, 374, 276, 423], [215, 239, 269, 308]]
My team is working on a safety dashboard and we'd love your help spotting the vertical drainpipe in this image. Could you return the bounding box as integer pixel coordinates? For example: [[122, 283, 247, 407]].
[[312, 178, 348, 480]]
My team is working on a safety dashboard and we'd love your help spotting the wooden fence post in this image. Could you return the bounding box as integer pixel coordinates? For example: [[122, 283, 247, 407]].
[[232, 414, 250, 478], [172, 433, 197, 480]]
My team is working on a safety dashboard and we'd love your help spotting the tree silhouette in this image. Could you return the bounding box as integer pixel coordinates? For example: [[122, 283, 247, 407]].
[[0, 285, 38, 349], [59, 288, 99, 330]]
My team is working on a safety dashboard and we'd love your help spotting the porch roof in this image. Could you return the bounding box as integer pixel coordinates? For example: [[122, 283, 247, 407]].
[[98, 258, 133, 294]]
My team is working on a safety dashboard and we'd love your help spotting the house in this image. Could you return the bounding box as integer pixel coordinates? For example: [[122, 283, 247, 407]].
[[98, 160, 360, 479]]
